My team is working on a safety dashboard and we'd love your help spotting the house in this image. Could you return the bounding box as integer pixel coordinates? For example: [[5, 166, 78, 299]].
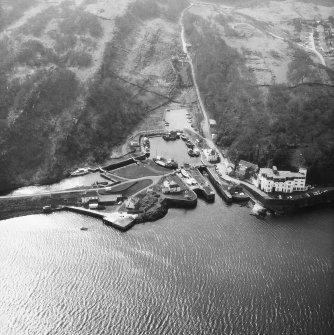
[[209, 119, 217, 128], [203, 149, 219, 163], [98, 193, 122, 205], [169, 180, 181, 193], [226, 164, 235, 176], [162, 179, 181, 194], [81, 190, 99, 204], [236, 160, 259, 178], [125, 196, 140, 210], [257, 166, 307, 193]]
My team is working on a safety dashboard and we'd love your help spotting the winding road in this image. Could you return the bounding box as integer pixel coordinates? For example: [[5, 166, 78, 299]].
[[180, 3, 211, 140], [179, 3, 271, 201]]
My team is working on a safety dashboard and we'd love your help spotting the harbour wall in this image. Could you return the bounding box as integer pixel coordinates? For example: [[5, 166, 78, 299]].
[[242, 184, 334, 213], [204, 167, 233, 203]]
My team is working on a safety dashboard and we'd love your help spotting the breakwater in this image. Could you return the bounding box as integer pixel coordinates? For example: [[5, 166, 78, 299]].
[[58, 207, 137, 231], [0, 191, 82, 220], [103, 152, 147, 171]]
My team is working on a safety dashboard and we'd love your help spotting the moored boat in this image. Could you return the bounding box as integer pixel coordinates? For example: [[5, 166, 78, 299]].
[[188, 149, 195, 157], [193, 148, 200, 157], [181, 168, 190, 178], [153, 156, 178, 169], [70, 168, 89, 177], [231, 192, 250, 202], [42, 205, 52, 214], [163, 131, 178, 141], [186, 141, 194, 148]]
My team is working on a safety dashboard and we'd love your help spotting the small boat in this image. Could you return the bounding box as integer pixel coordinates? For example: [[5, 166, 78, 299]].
[[188, 149, 195, 157], [154, 156, 178, 169], [163, 131, 178, 141], [181, 134, 187, 141], [43, 205, 52, 214], [181, 169, 190, 178], [80, 227, 88, 231], [186, 141, 194, 148], [193, 148, 200, 157], [70, 168, 89, 177], [232, 192, 250, 202], [97, 181, 109, 186]]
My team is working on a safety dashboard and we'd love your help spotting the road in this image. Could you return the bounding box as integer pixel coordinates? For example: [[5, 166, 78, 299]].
[[308, 31, 326, 66], [180, 3, 211, 140], [179, 3, 271, 201]]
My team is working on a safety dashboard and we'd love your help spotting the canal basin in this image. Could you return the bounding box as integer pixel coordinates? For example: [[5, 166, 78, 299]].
[[149, 136, 202, 166]]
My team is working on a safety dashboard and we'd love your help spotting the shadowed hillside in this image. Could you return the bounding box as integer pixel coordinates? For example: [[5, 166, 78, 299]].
[[0, 0, 187, 192], [184, 2, 334, 185]]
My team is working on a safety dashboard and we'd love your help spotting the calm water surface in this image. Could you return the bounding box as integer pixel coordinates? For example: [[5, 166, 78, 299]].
[[149, 137, 201, 166], [0, 200, 333, 335]]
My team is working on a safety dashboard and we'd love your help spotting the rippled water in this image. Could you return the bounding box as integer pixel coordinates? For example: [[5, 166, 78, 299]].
[[0, 200, 333, 335]]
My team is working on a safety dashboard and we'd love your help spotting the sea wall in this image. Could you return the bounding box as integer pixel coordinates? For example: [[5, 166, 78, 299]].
[[0, 192, 82, 220], [103, 152, 147, 171], [242, 184, 334, 213]]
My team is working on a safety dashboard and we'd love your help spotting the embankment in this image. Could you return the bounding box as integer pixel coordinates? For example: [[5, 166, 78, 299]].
[[242, 184, 334, 213]]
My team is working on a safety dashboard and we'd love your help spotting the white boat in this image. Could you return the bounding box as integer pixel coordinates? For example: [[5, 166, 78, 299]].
[[190, 178, 197, 185], [193, 148, 200, 156], [181, 169, 190, 178], [154, 156, 178, 169], [70, 168, 89, 177]]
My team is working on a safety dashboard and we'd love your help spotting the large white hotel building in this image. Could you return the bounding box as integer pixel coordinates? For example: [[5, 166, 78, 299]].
[[257, 166, 307, 193]]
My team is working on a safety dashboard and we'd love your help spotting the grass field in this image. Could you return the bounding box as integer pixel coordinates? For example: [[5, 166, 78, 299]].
[[113, 160, 170, 179]]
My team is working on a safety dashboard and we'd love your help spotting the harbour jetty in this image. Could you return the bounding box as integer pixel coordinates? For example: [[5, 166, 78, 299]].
[[187, 166, 215, 202], [59, 206, 138, 231], [205, 166, 233, 203]]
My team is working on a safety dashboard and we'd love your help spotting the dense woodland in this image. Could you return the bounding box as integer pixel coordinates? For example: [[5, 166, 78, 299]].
[[0, 0, 333, 191], [0, 0, 187, 192], [184, 13, 334, 185]]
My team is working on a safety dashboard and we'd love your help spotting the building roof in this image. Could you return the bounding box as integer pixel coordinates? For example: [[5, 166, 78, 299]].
[[99, 194, 120, 202], [259, 168, 305, 179], [209, 119, 217, 126]]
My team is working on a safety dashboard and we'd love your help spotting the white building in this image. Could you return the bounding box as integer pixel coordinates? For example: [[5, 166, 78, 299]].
[[203, 149, 219, 163], [81, 190, 99, 204], [162, 180, 181, 194], [209, 119, 217, 127], [257, 166, 307, 193], [125, 196, 140, 209]]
